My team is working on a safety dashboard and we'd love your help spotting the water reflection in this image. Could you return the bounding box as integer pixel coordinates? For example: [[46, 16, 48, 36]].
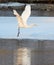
[[16, 48, 31, 65]]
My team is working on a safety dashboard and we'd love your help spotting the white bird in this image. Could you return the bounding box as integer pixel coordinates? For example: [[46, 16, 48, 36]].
[[13, 5, 36, 37]]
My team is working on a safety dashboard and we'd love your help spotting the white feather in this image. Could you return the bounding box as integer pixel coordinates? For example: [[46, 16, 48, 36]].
[[21, 5, 31, 23], [13, 10, 18, 16]]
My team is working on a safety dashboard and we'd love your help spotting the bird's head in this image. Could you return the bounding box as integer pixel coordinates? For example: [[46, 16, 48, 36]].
[[29, 24, 38, 28]]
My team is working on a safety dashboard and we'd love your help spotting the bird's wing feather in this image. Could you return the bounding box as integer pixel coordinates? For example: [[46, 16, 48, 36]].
[[21, 5, 31, 23], [13, 10, 18, 16]]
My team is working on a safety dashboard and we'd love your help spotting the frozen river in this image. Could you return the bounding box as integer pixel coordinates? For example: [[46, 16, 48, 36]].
[[0, 17, 54, 40]]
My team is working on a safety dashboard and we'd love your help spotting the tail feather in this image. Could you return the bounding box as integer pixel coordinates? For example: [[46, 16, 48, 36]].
[[13, 10, 18, 16]]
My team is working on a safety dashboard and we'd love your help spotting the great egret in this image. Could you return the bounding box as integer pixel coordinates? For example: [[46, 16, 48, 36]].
[[13, 5, 36, 37]]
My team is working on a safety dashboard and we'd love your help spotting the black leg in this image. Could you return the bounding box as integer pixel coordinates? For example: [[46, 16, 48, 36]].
[[17, 27, 20, 37]]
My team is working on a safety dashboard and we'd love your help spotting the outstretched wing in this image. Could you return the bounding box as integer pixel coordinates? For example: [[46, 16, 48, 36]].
[[21, 5, 31, 23]]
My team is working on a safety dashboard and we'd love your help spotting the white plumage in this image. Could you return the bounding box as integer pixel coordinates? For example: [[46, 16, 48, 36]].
[[13, 5, 36, 36], [21, 5, 31, 23]]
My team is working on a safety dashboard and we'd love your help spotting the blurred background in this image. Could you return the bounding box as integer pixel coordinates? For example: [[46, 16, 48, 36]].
[[0, 0, 54, 16]]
